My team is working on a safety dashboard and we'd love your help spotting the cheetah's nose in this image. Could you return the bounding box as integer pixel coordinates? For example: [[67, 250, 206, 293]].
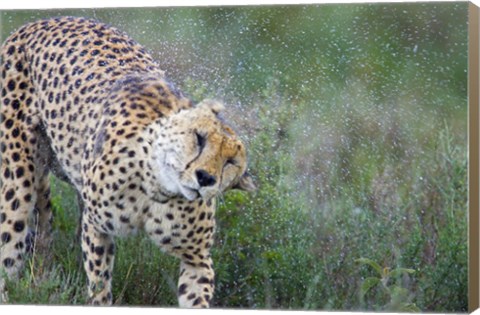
[[195, 169, 216, 187]]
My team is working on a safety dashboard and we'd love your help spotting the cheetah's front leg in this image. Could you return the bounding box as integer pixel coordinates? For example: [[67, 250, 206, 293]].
[[80, 217, 115, 305], [177, 258, 215, 308]]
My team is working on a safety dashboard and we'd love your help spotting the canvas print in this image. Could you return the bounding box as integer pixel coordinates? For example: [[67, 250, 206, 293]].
[[0, 2, 470, 312]]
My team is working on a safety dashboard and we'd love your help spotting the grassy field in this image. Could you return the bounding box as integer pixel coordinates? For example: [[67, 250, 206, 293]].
[[1, 2, 468, 311]]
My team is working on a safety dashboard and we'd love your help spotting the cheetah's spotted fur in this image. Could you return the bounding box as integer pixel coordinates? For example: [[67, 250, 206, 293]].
[[0, 16, 254, 307]]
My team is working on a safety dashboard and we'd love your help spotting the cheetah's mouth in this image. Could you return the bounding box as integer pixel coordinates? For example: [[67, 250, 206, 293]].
[[180, 186, 200, 201]]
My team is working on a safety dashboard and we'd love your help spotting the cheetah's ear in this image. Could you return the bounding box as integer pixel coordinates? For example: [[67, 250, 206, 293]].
[[232, 172, 256, 192], [197, 99, 225, 115]]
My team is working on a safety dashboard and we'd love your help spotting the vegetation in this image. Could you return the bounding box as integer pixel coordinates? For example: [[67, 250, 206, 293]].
[[1, 2, 468, 311]]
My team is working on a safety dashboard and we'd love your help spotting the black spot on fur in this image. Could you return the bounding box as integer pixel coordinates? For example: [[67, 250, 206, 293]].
[[3, 258, 15, 268], [5, 188, 15, 201], [13, 220, 25, 232], [178, 283, 188, 296], [1, 232, 12, 243], [192, 297, 203, 306], [95, 246, 105, 256], [197, 277, 211, 284], [11, 199, 20, 211]]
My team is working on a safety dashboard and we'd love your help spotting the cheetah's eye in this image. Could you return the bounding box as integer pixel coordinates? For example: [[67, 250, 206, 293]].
[[196, 132, 207, 152]]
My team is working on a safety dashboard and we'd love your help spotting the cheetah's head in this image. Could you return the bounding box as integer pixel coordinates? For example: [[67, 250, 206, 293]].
[[151, 100, 255, 201]]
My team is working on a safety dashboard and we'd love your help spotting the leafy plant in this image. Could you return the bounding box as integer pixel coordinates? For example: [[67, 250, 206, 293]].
[[356, 258, 419, 312]]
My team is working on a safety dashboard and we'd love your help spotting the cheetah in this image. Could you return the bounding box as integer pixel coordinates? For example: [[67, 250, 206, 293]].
[[0, 16, 255, 307]]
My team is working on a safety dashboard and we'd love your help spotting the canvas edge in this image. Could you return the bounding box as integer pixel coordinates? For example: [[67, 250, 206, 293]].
[[469, 1, 480, 313]]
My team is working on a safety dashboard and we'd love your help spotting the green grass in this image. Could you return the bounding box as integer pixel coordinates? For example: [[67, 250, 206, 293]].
[[1, 3, 468, 311]]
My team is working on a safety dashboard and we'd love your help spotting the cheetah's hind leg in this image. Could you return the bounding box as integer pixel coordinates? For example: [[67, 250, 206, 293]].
[[0, 82, 53, 299]]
